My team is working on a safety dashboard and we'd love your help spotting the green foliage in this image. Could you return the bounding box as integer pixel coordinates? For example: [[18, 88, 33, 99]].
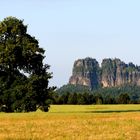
[[0, 17, 55, 112], [67, 93, 78, 104], [57, 84, 90, 95], [0, 17, 44, 74], [117, 93, 130, 104], [55, 84, 140, 105]]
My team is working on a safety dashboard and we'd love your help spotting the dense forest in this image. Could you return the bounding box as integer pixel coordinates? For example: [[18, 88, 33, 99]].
[[54, 84, 140, 104]]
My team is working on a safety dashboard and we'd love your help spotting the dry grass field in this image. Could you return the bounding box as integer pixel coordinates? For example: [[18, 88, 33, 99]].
[[0, 105, 140, 140]]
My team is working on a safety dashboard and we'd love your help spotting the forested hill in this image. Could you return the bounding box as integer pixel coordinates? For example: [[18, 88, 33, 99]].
[[69, 57, 140, 89], [55, 58, 140, 104]]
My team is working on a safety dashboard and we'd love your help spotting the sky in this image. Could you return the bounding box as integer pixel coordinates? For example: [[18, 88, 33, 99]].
[[1, 0, 140, 87]]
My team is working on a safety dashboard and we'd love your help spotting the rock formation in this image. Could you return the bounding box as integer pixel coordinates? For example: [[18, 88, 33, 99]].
[[69, 57, 100, 89], [69, 58, 140, 89]]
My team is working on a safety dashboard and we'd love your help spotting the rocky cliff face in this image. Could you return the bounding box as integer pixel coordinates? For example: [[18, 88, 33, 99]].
[[69, 58, 140, 89], [69, 58, 100, 89]]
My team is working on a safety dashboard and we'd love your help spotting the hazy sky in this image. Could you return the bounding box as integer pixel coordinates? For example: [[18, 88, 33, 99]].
[[1, 0, 140, 87]]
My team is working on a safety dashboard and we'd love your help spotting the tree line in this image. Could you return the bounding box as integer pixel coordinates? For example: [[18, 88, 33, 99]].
[[53, 92, 133, 104], [54, 84, 140, 104]]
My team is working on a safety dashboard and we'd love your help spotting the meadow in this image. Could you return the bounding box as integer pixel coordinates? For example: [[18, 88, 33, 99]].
[[0, 105, 140, 140]]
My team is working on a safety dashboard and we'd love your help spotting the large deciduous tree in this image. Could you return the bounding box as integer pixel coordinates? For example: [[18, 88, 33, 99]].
[[0, 17, 55, 112]]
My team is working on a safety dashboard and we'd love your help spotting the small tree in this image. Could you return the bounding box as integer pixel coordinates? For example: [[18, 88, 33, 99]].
[[118, 93, 130, 104], [67, 93, 77, 104], [0, 17, 55, 112], [95, 95, 103, 104]]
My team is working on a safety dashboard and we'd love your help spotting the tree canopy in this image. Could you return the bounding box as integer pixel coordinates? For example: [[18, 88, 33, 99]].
[[55, 84, 140, 105], [0, 17, 55, 112]]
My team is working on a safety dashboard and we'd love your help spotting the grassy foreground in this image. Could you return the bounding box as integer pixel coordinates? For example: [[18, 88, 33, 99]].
[[0, 105, 140, 140]]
